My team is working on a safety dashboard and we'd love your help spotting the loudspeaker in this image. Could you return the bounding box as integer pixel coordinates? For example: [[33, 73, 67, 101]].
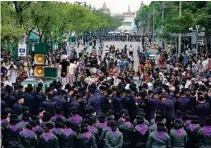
[[34, 66, 44, 77], [34, 54, 45, 65]]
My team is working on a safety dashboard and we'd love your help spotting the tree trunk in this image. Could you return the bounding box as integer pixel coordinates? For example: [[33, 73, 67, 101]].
[[38, 16, 50, 43], [27, 28, 34, 37], [208, 37, 211, 55], [15, 12, 21, 28], [13, 1, 31, 28], [44, 37, 47, 43], [39, 33, 43, 43]]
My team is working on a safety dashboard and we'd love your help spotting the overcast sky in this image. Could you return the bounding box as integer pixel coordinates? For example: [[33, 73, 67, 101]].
[[66, 0, 152, 14]]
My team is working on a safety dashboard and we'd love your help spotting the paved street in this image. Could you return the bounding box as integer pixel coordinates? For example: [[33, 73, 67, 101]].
[[73, 41, 142, 72], [103, 41, 142, 72]]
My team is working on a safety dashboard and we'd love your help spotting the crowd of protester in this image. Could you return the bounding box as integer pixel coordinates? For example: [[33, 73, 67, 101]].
[[1, 38, 211, 148]]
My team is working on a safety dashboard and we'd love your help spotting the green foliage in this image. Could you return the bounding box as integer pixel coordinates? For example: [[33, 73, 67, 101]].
[[194, 2, 211, 34], [1, 1, 121, 47], [135, 1, 211, 35], [1, 25, 25, 48], [1, 2, 15, 26], [1, 2, 26, 48]]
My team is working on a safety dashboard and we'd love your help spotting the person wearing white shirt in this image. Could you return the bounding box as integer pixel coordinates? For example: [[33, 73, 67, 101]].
[[133, 72, 141, 89], [125, 84, 130, 90], [4, 76, 13, 86], [7, 65, 17, 84], [69, 62, 77, 75], [113, 76, 121, 86], [69, 59, 77, 85], [129, 45, 133, 57], [104, 45, 110, 54], [91, 47, 97, 56], [7, 60, 17, 70], [128, 55, 133, 62], [202, 58, 208, 70], [185, 79, 192, 88]]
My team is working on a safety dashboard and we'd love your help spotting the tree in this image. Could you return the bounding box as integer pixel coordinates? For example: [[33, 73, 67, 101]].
[[12, 1, 31, 27], [135, 1, 211, 39], [1, 1, 121, 47], [194, 2, 211, 52], [1, 25, 25, 48], [1, 2, 25, 49]]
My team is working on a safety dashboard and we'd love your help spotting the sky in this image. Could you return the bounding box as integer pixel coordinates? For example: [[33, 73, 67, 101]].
[[66, 0, 152, 14]]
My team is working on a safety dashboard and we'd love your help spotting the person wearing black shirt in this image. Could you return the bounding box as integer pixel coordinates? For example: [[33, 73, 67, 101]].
[[60, 55, 70, 85], [1, 61, 7, 77], [124, 45, 128, 55], [195, 95, 210, 118], [13, 96, 28, 116]]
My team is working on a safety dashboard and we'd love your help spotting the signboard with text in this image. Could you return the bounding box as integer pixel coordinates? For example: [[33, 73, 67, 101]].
[[18, 43, 27, 57]]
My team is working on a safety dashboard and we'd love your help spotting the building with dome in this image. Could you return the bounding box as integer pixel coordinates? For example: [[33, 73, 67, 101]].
[[99, 1, 110, 15], [114, 5, 138, 33]]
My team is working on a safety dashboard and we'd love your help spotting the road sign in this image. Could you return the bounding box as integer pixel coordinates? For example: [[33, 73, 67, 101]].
[[18, 43, 27, 57]]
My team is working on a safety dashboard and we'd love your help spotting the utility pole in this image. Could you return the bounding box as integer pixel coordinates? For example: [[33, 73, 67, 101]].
[[196, 25, 199, 61], [161, 2, 164, 33], [178, 1, 182, 57], [161, 1, 164, 48], [153, 7, 155, 41]]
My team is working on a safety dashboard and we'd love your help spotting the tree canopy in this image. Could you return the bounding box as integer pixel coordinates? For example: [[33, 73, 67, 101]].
[[1, 1, 121, 48], [135, 1, 211, 35]]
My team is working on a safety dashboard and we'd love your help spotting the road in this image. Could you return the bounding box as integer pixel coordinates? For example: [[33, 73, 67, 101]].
[[70, 41, 142, 72]]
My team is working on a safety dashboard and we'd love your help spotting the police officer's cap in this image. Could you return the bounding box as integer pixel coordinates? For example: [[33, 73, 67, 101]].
[[16, 95, 24, 101], [100, 85, 107, 91], [45, 122, 55, 129], [137, 91, 146, 98], [89, 88, 95, 94]]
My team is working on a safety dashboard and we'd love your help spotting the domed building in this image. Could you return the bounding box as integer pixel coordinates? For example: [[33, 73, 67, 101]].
[[114, 5, 137, 33], [99, 1, 110, 15]]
